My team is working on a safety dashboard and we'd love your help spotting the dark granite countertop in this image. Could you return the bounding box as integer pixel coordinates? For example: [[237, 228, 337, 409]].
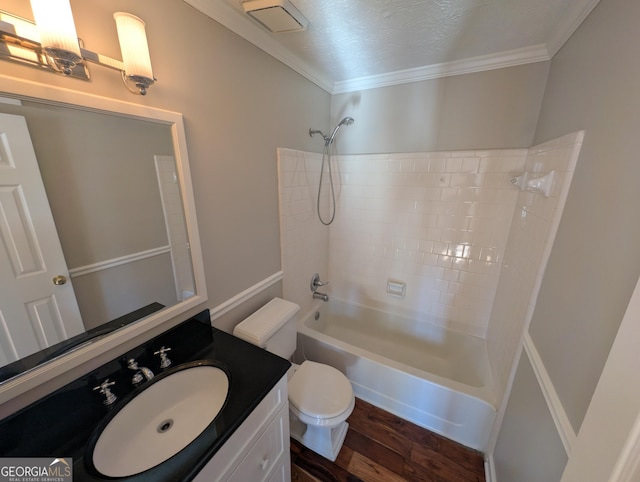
[[0, 309, 291, 481]]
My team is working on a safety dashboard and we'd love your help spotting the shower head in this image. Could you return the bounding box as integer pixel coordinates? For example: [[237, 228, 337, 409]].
[[309, 117, 355, 145], [327, 117, 355, 145]]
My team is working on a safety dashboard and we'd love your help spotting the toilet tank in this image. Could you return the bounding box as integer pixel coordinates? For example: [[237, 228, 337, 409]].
[[233, 298, 300, 359]]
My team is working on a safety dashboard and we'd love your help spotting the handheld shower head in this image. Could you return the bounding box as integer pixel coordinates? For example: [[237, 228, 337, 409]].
[[327, 117, 355, 145], [309, 116, 355, 225]]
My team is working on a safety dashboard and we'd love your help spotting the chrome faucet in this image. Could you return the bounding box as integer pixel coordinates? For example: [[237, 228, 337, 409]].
[[311, 273, 329, 302], [93, 379, 117, 406], [313, 291, 329, 302], [310, 273, 328, 291], [127, 358, 154, 385]]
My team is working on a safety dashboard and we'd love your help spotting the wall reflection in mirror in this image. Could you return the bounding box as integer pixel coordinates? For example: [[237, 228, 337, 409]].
[[0, 96, 195, 382]]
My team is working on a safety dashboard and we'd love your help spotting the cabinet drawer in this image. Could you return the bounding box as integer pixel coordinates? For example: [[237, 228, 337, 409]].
[[228, 404, 288, 482]]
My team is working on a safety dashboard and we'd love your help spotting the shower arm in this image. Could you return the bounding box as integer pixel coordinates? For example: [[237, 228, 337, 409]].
[[309, 128, 330, 145]]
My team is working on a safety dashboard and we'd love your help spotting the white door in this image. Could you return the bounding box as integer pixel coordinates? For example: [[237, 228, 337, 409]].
[[0, 112, 84, 365]]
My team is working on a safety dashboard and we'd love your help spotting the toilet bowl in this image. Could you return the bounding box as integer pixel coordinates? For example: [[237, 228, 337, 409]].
[[288, 361, 355, 460], [233, 298, 355, 461]]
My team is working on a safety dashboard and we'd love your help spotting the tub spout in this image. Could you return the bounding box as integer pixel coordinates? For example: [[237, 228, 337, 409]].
[[313, 291, 329, 302]]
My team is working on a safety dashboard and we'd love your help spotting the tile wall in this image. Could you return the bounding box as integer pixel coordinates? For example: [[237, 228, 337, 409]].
[[278, 132, 583, 415], [277, 149, 329, 317], [486, 131, 584, 405], [278, 147, 527, 337]]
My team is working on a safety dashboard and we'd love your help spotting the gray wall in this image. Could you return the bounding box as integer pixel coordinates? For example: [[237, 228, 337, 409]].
[[494, 0, 640, 478], [1, 102, 173, 267], [529, 0, 640, 432], [494, 354, 568, 482], [330, 62, 549, 154]]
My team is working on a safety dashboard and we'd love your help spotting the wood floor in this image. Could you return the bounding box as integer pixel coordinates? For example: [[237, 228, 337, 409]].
[[290, 398, 485, 482]]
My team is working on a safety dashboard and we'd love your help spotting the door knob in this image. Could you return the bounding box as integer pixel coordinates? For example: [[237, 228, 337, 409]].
[[52, 275, 67, 285]]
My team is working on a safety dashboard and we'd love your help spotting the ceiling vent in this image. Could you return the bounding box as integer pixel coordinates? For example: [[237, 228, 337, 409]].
[[242, 0, 309, 33]]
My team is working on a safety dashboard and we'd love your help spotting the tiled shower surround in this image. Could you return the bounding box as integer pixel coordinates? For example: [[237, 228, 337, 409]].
[[278, 132, 583, 407], [278, 147, 528, 337], [488, 131, 584, 403]]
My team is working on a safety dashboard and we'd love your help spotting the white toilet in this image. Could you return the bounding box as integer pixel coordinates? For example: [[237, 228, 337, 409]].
[[233, 297, 355, 461]]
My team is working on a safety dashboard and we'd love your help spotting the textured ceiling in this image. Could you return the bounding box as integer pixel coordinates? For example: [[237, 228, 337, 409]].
[[185, 0, 600, 93]]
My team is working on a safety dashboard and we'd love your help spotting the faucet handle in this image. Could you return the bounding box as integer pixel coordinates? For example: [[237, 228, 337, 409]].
[[93, 379, 117, 406], [154, 346, 172, 369], [310, 273, 329, 291]]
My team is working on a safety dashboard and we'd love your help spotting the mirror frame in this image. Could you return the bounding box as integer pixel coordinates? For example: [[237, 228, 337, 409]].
[[0, 73, 207, 405]]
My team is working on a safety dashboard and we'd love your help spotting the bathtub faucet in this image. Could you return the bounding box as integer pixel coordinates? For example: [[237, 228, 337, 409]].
[[313, 291, 329, 302], [310, 273, 329, 291]]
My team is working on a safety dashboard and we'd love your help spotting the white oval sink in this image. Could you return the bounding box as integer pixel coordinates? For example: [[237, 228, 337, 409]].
[[90, 363, 229, 477]]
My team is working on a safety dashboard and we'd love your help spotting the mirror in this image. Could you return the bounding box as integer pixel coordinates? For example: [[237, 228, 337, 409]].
[[0, 75, 206, 403]]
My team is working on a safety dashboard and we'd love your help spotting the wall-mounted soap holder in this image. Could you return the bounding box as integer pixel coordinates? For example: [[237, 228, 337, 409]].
[[387, 279, 406, 297], [510, 170, 555, 197]]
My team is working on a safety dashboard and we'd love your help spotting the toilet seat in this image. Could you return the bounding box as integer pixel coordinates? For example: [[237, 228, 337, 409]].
[[289, 396, 355, 428], [288, 361, 354, 421]]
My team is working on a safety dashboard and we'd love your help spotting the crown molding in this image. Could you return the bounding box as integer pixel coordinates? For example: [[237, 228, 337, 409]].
[[545, 0, 601, 57], [331, 44, 551, 94], [185, 0, 599, 95]]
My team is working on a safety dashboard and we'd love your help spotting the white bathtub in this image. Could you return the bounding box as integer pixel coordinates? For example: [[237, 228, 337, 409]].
[[295, 299, 496, 452]]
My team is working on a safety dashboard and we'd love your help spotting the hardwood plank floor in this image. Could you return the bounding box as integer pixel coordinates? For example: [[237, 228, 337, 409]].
[[291, 398, 485, 482]]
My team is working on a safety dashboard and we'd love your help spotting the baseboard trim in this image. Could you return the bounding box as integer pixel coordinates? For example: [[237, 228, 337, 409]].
[[209, 271, 283, 321], [524, 333, 576, 455], [485, 454, 497, 482]]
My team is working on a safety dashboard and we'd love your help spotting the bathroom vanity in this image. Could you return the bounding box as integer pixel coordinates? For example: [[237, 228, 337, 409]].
[[0, 310, 291, 481], [192, 376, 290, 481]]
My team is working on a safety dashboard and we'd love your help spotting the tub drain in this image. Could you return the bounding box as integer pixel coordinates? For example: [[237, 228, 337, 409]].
[[314, 311, 320, 320], [157, 419, 174, 433]]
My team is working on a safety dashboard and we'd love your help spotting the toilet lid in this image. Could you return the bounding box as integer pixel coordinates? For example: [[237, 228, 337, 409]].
[[288, 361, 353, 419]]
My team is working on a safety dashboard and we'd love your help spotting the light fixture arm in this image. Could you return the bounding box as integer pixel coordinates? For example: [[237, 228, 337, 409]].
[[121, 71, 156, 96], [0, 7, 156, 95], [41, 46, 82, 75]]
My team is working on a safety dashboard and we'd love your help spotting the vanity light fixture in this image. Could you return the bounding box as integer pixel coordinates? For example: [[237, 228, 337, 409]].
[[0, 1, 156, 95], [30, 0, 82, 75], [113, 13, 155, 95]]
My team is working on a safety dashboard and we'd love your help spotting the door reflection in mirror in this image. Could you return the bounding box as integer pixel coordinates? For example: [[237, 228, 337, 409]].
[[0, 112, 84, 365], [0, 97, 195, 370]]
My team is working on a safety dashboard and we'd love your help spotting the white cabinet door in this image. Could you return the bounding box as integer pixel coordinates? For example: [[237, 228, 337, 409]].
[[0, 112, 83, 364], [193, 376, 290, 482], [227, 404, 289, 482]]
